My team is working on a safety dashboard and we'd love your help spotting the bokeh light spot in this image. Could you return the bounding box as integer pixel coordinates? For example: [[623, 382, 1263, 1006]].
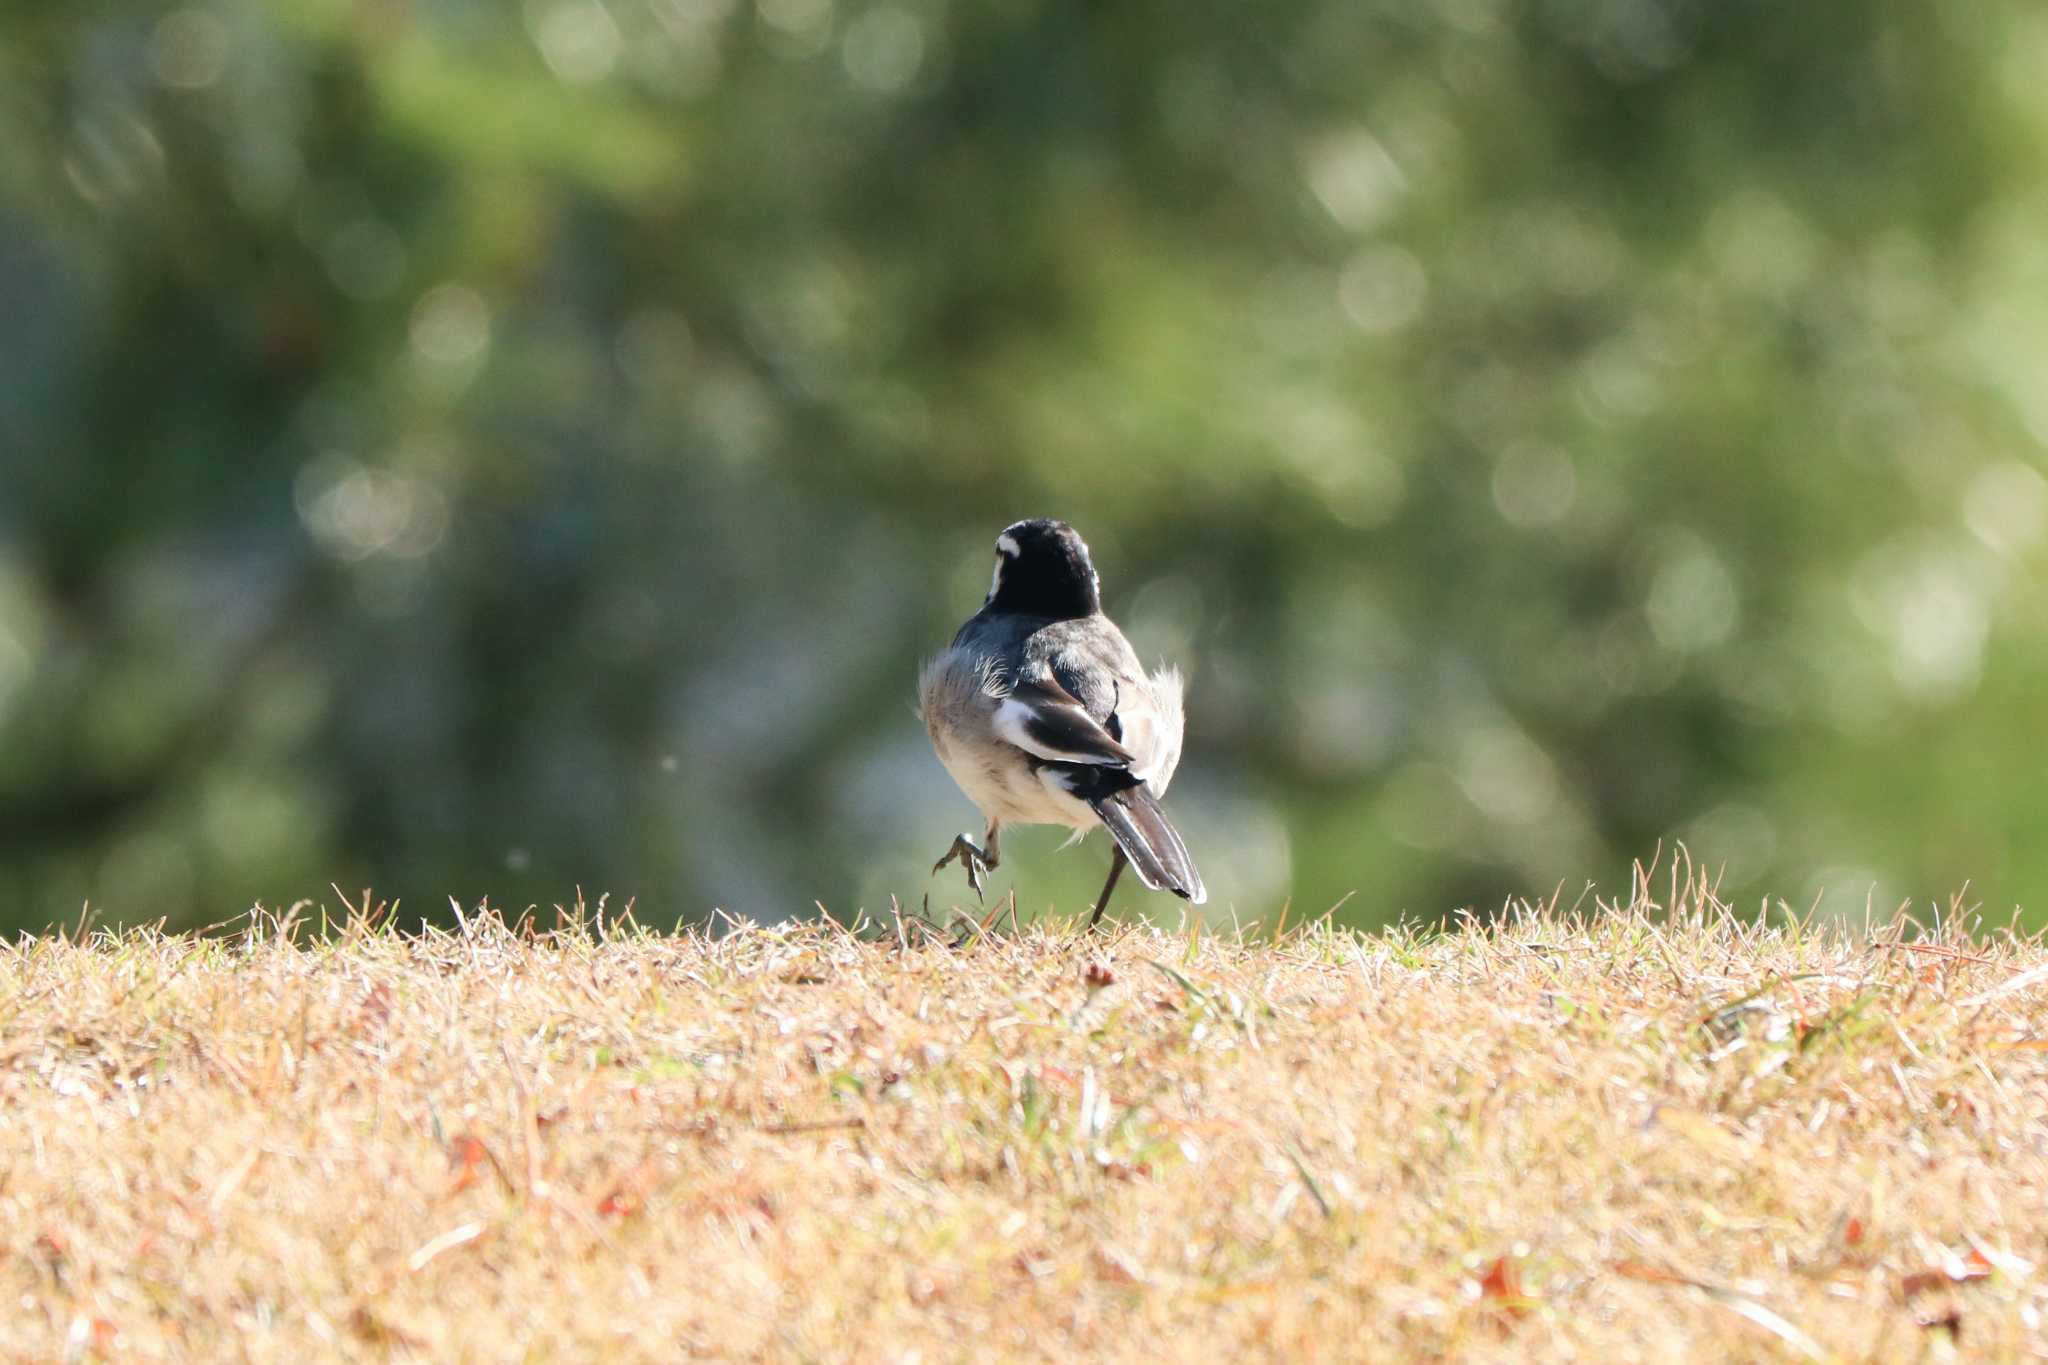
[[1457, 726, 1557, 827], [1963, 458, 2048, 558], [1337, 244, 1427, 334], [1304, 128, 1406, 232], [843, 6, 924, 94], [1892, 562, 1988, 703], [1708, 191, 1817, 299], [62, 113, 165, 207], [296, 455, 450, 562], [1272, 393, 1405, 528], [410, 284, 492, 368], [1647, 534, 1738, 652], [150, 10, 230, 90], [528, 0, 624, 83], [758, 0, 833, 45]]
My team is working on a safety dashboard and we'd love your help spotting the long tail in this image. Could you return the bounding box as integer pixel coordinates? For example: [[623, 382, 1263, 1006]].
[[1090, 787, 1206, 905]]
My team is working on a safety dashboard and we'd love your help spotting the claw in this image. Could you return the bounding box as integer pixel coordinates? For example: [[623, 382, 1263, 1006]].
[[932, 833, 992, 900]]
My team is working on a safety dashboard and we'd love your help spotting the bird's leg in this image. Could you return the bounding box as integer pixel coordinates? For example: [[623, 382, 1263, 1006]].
[[932, 825, 1001, 900], [1088, 844, 1129, 929]]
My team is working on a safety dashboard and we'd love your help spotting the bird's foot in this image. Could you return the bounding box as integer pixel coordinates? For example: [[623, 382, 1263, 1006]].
[[932, 833, 995, 900]]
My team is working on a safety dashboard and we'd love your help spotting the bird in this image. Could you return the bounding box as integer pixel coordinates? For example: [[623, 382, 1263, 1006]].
[[918, 518, 1204, 926]]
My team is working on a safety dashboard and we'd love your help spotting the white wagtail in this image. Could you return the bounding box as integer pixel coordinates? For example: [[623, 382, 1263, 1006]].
[[919, 518, 1205, 925]]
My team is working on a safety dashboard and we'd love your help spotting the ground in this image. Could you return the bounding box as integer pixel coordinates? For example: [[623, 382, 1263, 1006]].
[[4, 863, 2045, 1362]]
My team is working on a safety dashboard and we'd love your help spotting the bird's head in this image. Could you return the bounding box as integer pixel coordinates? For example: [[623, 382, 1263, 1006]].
[[986, 518, 1101, 620]]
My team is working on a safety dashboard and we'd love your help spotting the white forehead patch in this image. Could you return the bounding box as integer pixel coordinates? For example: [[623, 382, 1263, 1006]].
[[996, 532, 1022, 558]]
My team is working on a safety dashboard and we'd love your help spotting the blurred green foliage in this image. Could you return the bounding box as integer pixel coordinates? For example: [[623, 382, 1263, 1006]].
[[3, 0, 2047, 932]]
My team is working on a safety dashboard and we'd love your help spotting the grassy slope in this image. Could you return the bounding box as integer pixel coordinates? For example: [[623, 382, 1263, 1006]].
[[3, 870, 2045, 1363]]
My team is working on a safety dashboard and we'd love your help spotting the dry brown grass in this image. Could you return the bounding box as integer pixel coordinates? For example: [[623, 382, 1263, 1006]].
[[4, 864, 2047, 1363]]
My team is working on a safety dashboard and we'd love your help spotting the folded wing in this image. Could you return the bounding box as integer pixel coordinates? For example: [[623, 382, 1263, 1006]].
[[985, 660, 1204, 906], [993, 678, 1136, 768]]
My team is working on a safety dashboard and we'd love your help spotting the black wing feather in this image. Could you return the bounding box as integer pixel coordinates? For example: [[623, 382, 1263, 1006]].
[[997, 678, 1135, 768]]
